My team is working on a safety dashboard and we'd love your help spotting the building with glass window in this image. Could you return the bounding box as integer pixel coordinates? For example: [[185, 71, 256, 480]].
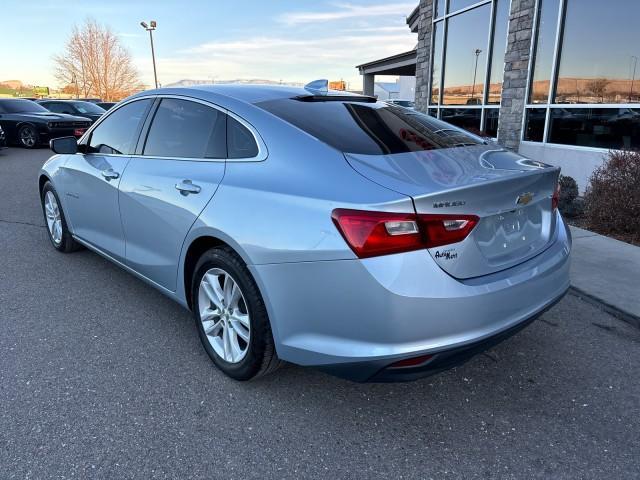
[[358, 0, 639, 191]]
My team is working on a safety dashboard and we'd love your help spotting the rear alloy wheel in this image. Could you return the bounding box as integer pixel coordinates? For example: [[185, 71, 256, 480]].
[[192, 247, 282, 380], [41, 182, 81, 253], [18, 125, 39, 149], [199, 268, 251, 364]]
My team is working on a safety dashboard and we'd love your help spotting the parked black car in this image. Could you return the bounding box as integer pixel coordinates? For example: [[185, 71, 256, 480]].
[[37, 99, 106, 123], [0, 124, 6, 149], [0, 99, 92, 149], [96, 102, 117, 111]]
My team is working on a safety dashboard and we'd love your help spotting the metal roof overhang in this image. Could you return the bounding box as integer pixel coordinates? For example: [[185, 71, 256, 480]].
[[356, 50, 417, 76], [407, 6, 420, 33]]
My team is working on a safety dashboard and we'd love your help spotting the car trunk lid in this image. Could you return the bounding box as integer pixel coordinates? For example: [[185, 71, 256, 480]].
[[345, 145, 560, 279]]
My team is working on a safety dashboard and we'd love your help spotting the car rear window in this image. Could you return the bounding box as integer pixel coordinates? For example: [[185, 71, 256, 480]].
[[255, 99, 484, 155]]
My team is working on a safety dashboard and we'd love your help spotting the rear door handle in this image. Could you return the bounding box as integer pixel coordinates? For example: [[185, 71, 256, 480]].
[[175, 179, 201, 195], [101, 169, 120, 181]]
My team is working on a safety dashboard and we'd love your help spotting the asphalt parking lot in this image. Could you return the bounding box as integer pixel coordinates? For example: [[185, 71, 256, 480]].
[[1, 147, 639, 479]]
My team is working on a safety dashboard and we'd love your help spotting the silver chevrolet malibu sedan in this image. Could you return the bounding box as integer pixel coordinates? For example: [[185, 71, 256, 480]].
[[39, 82, 571, 382]]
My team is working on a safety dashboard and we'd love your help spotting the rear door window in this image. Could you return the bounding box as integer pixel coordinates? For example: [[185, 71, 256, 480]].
[[143, 98, 227, 159], [46, 103, 73, 114], [256, 99, 483, 154]]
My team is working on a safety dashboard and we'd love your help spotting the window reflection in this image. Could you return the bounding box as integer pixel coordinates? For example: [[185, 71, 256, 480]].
[[529, 0, 560, 103], [435, 0, 445, 18], [483, 108, 499, 137], [442, 4, 491, 105], [555, 0, 640, 104], [548, 108, 640, 149], [524, 108, 547, 141], [441, 108, 482, 134], [486, 0, 510, 104], [449, 0, 483, 14], [430, 22, 444, 104]]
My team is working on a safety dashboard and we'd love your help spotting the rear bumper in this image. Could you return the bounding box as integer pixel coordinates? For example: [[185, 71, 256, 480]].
[[325, 289, 566, 382], [250, 212, 571, 382]]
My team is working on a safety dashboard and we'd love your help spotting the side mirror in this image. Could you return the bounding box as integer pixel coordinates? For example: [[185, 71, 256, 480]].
[[50, 136, 78, 154]]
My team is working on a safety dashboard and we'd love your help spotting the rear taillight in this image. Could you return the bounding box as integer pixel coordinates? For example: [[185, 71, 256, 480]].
[[552, 181, 561, 211], [331, 210, 422, 258], [419, 214, 479, 249], [332, 209, 479, 258]]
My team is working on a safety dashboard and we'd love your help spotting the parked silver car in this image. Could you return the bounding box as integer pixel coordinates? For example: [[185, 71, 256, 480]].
[[39, 82, 571, 382]]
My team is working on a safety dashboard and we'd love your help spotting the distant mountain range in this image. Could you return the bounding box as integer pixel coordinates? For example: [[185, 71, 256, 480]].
[[0, 80, 27, 89], [164, 79, 305, 88]]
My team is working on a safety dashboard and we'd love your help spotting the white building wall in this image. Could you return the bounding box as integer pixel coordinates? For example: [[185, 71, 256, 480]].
[[398, 76, 416, 100], [374, 77, 416, 100], [518, 142, 608, 194], [374, 85, 392, 100]]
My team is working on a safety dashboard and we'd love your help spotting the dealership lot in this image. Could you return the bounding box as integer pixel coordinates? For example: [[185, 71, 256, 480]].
[[1, 147, 639, 479]]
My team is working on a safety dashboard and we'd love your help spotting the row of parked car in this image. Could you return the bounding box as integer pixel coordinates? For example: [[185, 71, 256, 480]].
[[0, 98, 116, 149]]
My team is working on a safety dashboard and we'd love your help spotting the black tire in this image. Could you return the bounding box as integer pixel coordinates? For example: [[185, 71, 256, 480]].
[[192, 246, 282, 380], [18, 124, 39, 149], [41, 181, 82, 253]]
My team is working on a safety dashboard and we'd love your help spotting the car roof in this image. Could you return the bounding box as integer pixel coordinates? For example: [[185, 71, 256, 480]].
[[134, 84, 370, 106], [191, 84, 312, 104]]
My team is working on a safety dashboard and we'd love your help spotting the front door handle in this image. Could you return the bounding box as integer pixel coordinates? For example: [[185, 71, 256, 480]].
[[101, 169, 120, 181], [175, 179, 201, 196]]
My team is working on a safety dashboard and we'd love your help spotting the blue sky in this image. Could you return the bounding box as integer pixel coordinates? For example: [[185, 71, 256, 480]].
[[0, 0, 417, 89]]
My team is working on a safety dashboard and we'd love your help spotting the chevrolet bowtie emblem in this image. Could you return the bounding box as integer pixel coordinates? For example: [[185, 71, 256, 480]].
[[516, 192, 534, 206]]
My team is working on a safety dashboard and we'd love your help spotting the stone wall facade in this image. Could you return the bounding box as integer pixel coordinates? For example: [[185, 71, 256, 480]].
[[496, 0, 536, 150], [414, 0, 434, 113]]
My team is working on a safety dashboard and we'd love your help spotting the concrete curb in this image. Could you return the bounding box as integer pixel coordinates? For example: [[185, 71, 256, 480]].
[[569, 286, 640, 330]]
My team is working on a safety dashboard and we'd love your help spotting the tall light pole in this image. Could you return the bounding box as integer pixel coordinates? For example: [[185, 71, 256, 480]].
[[470, 48, 482, 102], [629, 55, 638, 103], [140, 20, 158, 89], [71, 72, 79, 99]]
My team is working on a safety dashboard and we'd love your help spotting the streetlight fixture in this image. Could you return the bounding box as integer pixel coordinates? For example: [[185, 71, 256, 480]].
[[140, 20, 158, 89], [630, 55, 638, 103], [71, 72, 79, 99], [470, 48, 482, 101]]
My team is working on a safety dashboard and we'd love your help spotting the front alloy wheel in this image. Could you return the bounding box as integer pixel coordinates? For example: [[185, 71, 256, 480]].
[[44, 191, 63, 245], [19, 125, 38, 148], [198, 268, 251, 363], [40, 181, 81, 253]]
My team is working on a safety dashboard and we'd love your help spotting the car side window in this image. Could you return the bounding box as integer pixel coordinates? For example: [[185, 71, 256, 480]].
[[143, 98, 226, 159], [87, 99, 151, 155], [227, 116, 259, 159], [46, 103, 69, 114]]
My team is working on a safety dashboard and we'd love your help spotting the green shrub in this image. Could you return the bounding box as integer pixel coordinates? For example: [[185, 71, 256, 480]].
[[584, 150, 640, 239]]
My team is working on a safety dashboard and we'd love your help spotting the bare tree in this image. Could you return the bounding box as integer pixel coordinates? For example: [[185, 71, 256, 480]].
[[54, 19, 141, 101], [586, 78, 610, 103]]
